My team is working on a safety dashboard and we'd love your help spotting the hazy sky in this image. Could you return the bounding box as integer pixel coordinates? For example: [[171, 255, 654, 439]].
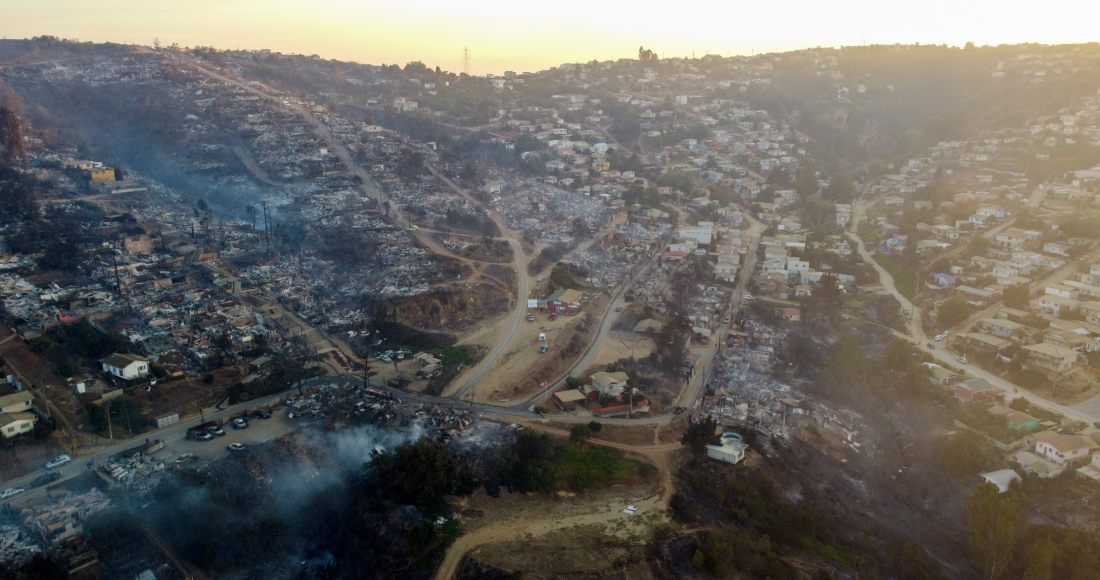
[[4, 1, 1100, 74]]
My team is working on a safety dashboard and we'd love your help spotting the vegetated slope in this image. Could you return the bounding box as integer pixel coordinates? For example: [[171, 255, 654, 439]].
[[750, 43, 1100, 166]]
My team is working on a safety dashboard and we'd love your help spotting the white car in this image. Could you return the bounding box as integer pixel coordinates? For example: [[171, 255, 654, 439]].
[[174, 453, 195, 464], [934, 334, 945, 341], [942, 330, 951, 337], [46, 455, 71, 469], [228, 443, 246, 452], [957, 356, 969, 364], [0, 487, 24, 499]]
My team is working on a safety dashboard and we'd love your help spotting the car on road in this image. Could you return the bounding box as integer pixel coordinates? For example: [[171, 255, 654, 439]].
[[743, 295, 754, 301], [538, 345, 548, 354], [674, 406, 686, 415], [206, 425, 226, 437], [0, 488, 24, 500], [174, 453, 196, 463], [195, 432, 214, 441], [942, 330, 951, 337], [228, 443, 246, 452], [252, 409, 271, 419], [548, 313, 557, 321], [232, 418, 248, 430], [615, 305, 623, 312], [46, 455, 71, 469], [29, 472, 61, 488], [903, 309, 910, 316], [957, 356, 969, 364], [927, 342, 935, 349]]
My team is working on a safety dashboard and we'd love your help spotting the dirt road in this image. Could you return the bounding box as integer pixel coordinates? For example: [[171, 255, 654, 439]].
[[433, 423, 679, 580]]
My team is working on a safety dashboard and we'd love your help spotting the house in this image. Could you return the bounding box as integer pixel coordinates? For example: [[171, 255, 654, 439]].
[[956, 285, 998, 306], [1043, 330, 1090, 351], [706, 433, 748, 465], [551, 389, 587, 411], [545, 288, 584, 315], [1014, 450, 1065, 477], [1044, 283, 1080, 300], [933, 273, 957, 289], [1043, 242, 1072, 257], [980, 318, 1027, 339], [100, 353, 151, 380], [0, 412, 34, 438], [987, 405, 1040, 431], [1034, 294, 1079, 316], [979, 469, 1022, 493], [1075, 452, 1100, 484], [955, 333, 1012, 354], [954, 377, 1003, 403], [0, 391, 34, 415], [590, 371, 630, 397], [677, 225, 715, 245], [923, 363, 957, 386], [1035, 434, 1094, 465], [1023, 343, 1078, 374]]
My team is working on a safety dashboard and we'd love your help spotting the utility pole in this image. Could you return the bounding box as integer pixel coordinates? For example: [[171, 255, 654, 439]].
[[107, 405, 113, 440], [461, 47, 471, 76]]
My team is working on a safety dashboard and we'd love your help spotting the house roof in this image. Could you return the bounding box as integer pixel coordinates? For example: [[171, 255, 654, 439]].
[[100, 353, 149, 368], [1036, 434, 1093, 453], [553, 389, 587, 403], [958, 378, 997, 393], [0, 411, 35, 426], [591, 371, 629, 388], [0, 391, 34, 409], [979, 469, 1021, 493], [987, 405, 1038, 425], [547, 288, 583, 304], [1024, 343, 1078, 359]]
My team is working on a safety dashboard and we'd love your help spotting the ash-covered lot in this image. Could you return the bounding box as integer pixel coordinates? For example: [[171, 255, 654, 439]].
[[0, 383, 519, 580]]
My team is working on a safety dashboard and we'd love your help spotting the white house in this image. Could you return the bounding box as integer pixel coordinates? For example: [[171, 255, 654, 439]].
[[101, 353, 151, 380], [706, 434, 748, 465], [0, 412, 34, 438], [1035, 434, 1093, 465], [676, 225, 715, 245], [0, 391, 33, 415]]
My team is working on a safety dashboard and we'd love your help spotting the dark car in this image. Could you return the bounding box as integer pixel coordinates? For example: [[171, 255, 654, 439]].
[[674, 406, 686, 415], [252, 409, 271, 419], [29, 472, 61, 488]]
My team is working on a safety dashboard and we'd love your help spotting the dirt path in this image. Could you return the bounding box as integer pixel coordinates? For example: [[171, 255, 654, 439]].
[[433, 424, 680, 580], [231, 146, 280, 186]]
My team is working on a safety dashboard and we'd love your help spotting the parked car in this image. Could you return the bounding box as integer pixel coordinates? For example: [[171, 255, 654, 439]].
[[0, 488, 24, 500], [206, 425, 225, 437], [526, 313, 534, 322], [252, 409, 271, 419], [29, 472, 61, 488], [957, 356, 969, 364], [942, 330, 951, 337], [538, 345, 548, 354], [46, 455, 71, 469], [232, 418, 248, 430], [174, 453, 196, 464], [548, 313, 557, 321], [195, 432, 214, 441], [927, 342, 935, 349], [674, 406, 686, 415], [615, 305, 623, 312], [934, 334, 946, 341], [228, 443, 246, 452]]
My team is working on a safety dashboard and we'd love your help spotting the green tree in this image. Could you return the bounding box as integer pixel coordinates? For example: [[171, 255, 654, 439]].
[[936, 296, 971, 328], [1003, 285, 1030, 309], [937, 429, 1000, 478], [681, 416, 720, 456], [569, 424, 592, 445], [369, 437, 459, 512], [1022, 536, 1055, 580], [967, 482, 1021, 580]]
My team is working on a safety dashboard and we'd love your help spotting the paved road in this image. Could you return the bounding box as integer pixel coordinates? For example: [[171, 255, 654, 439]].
[[520, 252, 661, 409], [847, 187, 1100, 426], [1, 376, 341, 491], [450, 237, 529, 400]]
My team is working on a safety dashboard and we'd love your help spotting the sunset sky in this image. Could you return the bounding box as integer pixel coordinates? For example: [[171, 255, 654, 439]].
[[5, 0, 1100, 74]]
